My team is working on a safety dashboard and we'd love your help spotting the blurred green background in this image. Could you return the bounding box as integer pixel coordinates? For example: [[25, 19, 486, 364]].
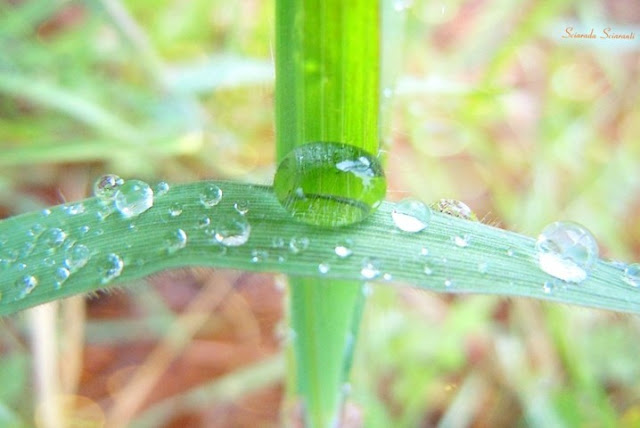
[[1, 0, 639, 426]]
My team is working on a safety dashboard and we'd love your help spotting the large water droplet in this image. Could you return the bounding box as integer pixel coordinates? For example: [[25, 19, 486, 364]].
[[360, 257, 381, 280], [93, 174, 124, 201], [16, 275, 38, 299], [535, 221, 599, 283], [391, 199, 431, 232], [334, 239, 354, 258], [165, 229, 187, 253], [99, 253, 124, 284], [64, 244, 90, 271], [200, 184, 223, 208], [213, 216, 251, 247], [431, 199, 477, 221], [114, 180, 154, 218], [273, 142, 386, 227], [623, 263, 640, 287], [289, 236, 310, 254]]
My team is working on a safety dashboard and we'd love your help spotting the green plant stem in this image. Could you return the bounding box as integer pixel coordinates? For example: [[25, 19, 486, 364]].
[[276, 0, 380, 426]]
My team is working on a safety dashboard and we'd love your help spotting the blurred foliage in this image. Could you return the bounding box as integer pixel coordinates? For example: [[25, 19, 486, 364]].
[[1, 0, 639, 427]]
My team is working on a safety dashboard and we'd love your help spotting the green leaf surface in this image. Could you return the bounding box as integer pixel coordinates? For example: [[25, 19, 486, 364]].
[[0, 180, 638, 316]]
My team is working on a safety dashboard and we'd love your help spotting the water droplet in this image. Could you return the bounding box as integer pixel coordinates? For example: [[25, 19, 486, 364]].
[[391, 198, 431, 233], [273, 142, 386, 227], [477, 262, 488, 274], [64, 203, 85, 216], [542, 280, 560, 294], [29, 224, 45, 238], [195, 216, 210, 229], [535, 221, 599, 283], [382, 272, 393, 281], [93, 174, 124, 201], [444, 278, 454, 287], [64, 244, 90, 271], [360, 257, 381, 280], [394, 0, 413, 11], [453, 234, 471, 247], [318, 262, 331, 274], [420, 247, 429, 257], [251, 249, 269, 263], [41, 209, 51, 217], [114, 179, 154, 218], [16, 275, 38, 299], [623, 263, 640, 287], [78, 225, 90, 235], [96, 204, 114, 221], [271, 237, 286, 248], [289, 236, 310, 254], [54, 267, 70, 289], [165, 229, 187, 253], [213, 217, 251, 247], [423, 264, 433, 275], [334, 239, 354, 258], [430, 199, 477, 221], [41, 228, 67, 252], [234, 201, 249, 215], [168, 203, 183, 217], [99, 253, 124, 284], [44, 257, 56, 267], [506, 247, 514, 257], [200, 184, 223, 208], [155, 181, 170, 197]]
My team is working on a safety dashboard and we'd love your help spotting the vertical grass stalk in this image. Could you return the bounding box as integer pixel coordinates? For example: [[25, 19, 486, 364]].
[[275, 0, 380, 426]]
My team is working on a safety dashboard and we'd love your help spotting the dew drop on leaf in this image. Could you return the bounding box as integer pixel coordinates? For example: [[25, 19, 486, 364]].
[[64, 244, 90, 271], [41, 228, 67, 252], [54, 267, 70, 289], [196, 216, 211, 229], [200, 184, 223, 208], [250, 249, 268, 263], [623, 263, 640, 287], [16, 275, 38, 299], [273, 142, 386, 227], [360, 257, 381, 280], [99, 253, 124, 284], [64, 203, 85, 216], [453, 234, 471, 247], [234, 201, 249, 215], [155, 181, 170, 197], [430, 199, 477, 221], [93, 174, 124, 201], [477, 261, 488, 274], [535, 221, 598, 283], [168, 203, 183, 217], [334, 239, 353, 258], [214, 216, 251, 247], [114, 180, 154, 218], [289, 236, 310, 254], [165, 229, 188, 254], [391, 198, 431, 232], [318, 262, 331, 274]]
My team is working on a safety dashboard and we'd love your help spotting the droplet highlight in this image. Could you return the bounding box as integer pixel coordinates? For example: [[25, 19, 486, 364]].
[[360, 257, 381, 280], [93, 174, 124, 201]]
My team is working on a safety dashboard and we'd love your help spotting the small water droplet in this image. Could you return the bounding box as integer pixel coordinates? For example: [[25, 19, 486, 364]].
[[271, 237, 286, 248], [250, 249, 269, 263], [234, 200, 249, 215], [16, 275, 38, 299], [382, 272, 393, 281], [444, 278, 454, 287], [420, 247, 429, 257], [41, 209, 51, 217], [623, 263, 640, 287], [318, 262, 331, 274], [165, 229, 188, 253], [54, 267, 70, 289], [168, 203, 183, 217], [44, 257, 56, 267], [431, 199, 477, 221], [64, 244, 90, 271], [114, 179, 154, 218], [506, 247, 514, 257], [155, 181, 170, 197], [196, 216, 211, 229], [99, 253, 124, 284], [41, 228, 67, 252], [334, 239, 353, 258], [29, 224, 45, 238], [289, 237, 310, 254], [391, 198, 432, 233], [535, 221, 598, 283], [78, 225, 90, 235], [423, 264, 433, 275], [542, 280, 557, 294], [16, 263, 26, 271], [200, 184, 223, 208], [453, 234, 471, 247], [360, 257, 381, 280], [213, 217, 251, 247], [93, 174, 124, 201], [477, 262, 488, 274], [64, 203, 85, 216]]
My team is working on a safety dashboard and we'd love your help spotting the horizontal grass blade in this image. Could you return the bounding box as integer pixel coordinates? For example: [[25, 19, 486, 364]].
[[0, 180, 638, 316]]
